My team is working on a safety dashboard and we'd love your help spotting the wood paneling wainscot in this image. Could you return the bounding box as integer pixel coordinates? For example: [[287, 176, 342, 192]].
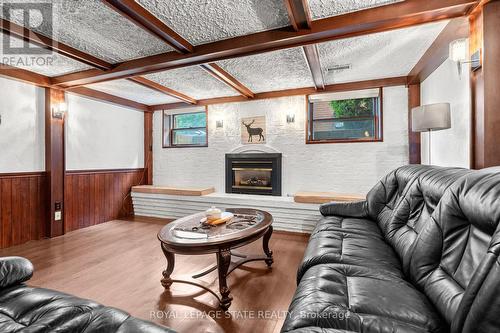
[[0, 172, 47, 249], [64, 169, 145, 233]]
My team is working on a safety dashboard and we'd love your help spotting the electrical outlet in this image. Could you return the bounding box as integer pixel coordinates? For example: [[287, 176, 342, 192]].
[[55, 211, 62, 221]]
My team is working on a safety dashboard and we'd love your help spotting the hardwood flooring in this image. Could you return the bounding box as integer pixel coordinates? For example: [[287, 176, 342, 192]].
[[0, 218, 309, 333]]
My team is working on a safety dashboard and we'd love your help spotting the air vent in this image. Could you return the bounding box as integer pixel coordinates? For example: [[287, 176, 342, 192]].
[[326, 64, 352, 72]]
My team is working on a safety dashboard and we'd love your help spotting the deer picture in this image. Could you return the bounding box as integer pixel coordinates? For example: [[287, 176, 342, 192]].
[[242, 119, 265, 143]]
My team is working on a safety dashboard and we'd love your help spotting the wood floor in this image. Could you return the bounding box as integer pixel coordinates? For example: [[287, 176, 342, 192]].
[[0, 218, 309, 333]]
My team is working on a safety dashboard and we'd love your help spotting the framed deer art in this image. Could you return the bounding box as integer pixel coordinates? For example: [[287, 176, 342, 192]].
[[241, 116, 266, 144]]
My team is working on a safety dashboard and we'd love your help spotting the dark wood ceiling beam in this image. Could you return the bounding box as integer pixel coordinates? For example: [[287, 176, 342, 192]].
[[0, 19, 113, 70], [284, 0, 312, 30], [128, 77, 197, 104], [200, 63, 254, 98], [50, 0, 477, 88], [1, 18, 194, 103], [102, 0, 193, 54], [150, 76, 408, 110], [407, 18, 469, 84], [303, 45, 325, 90], [67, 87, 151, 112], [0, 64, 52, 87]]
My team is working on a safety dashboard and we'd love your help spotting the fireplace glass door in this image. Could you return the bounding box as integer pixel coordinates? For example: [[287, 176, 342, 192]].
[[233, 165, 273, 192], [225, 154, 281, 196]]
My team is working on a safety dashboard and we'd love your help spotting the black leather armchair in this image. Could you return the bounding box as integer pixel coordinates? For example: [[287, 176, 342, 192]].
[[0, 257, 175, 333], [282, 165, 500, 333]]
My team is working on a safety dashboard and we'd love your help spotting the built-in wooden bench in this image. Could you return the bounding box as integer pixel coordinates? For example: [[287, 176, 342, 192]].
[[132, 185, 215, 196], [294, 191, 365, 204]]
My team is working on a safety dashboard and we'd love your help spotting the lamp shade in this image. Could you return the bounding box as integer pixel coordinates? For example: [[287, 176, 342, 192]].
[[411, 103, 451, 132]]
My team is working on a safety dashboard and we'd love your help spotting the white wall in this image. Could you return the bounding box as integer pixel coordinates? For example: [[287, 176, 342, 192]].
[[65, 94, 144, 170], [421, 58, 471, 168], [0, 77, 45, 173], [153, 86, 409, 196]]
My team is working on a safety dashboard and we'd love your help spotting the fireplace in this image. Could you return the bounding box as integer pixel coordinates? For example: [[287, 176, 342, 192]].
[[225, 153, 282, 196]]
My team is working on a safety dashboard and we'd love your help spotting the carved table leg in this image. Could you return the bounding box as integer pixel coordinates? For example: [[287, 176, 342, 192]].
[[217, 248, 233, 310], [160, 243, 175, 289], [263, 226, 274, 267]]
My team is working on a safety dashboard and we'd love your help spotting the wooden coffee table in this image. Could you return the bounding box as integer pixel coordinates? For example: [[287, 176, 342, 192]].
[[157, 208, 273, 310]]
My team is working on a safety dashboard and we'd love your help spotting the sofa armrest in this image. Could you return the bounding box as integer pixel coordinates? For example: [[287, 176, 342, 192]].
[[319, 200, 369, 218], [0, 257, 33, 288]]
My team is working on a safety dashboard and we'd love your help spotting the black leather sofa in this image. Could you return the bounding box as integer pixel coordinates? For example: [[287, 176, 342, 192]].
[[282, 165, 500, 333], [0, 256, 175, 332]]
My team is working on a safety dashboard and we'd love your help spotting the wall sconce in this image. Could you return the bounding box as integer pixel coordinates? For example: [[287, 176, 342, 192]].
[[449, 38, 481, 76], [216, 120, 224, 128], [52, 102, 67, 119], [286, 114, 295, 123]]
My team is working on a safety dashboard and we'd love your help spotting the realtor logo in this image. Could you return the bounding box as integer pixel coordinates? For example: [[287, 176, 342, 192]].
[[2, 2, 53, 55]]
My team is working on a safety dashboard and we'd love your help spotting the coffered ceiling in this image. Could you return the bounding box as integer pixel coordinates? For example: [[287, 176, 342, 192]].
[[87, 79, 182, 105], [136, 0, 290, 45], [0, 0, 475, 109], [307, 0, 404, 19], [145, 66, 241, 100]]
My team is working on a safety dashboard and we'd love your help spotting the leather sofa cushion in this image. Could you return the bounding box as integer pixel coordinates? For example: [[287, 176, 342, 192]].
[[283, 264, 445, 333], [409, 171, 500, 329], [0, 257, 33, 289], [311, 215, 382, 239], [385, 168, 470, 275], [297, 216, 402, 282], [0, 285, 173, 333], [284, 328, 357, 333]]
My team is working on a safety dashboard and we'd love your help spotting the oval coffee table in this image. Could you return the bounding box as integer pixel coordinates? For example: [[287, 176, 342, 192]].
[[157, 208, 273, 310]]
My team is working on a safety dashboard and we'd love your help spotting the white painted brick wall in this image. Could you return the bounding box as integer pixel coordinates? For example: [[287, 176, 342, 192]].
[[153, 86, 409, 196]]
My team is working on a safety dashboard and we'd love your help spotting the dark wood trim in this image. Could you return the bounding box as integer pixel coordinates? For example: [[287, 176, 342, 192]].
[[144, 113, 153, 185], [1, 68, 153, 112], [66, 87, 150, 112], [305, 87, 383, 145], [408, 18, 469, 84], [102, 0, 193, 53], [0, 64, 51, 87], [379, 87, 384, 143], [128, 77, 197, 104], [469, 1, 500, 168], [284, 0, 312, 30], [66, 168, 145, 175], [0, 19, 112, 70], [302, 44, 325, 90], [408, 83, 422, 164], [0, 171, 46, 179], [162, 106, 208, 148], [45, 88, 65, 238], [50, 0, 476, 87], [200, 63, 255, 98], [151, 76, 408, 110]]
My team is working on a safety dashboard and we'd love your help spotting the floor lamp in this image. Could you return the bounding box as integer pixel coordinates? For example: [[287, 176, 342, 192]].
[[411, 103, 451, 165]]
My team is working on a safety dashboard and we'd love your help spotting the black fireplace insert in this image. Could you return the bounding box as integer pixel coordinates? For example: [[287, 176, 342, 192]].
[[225, 153, 282, 196]]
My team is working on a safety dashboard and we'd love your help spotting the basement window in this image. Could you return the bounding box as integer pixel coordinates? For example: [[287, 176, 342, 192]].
[[162, 107, 208, 148], [306, 88, 383, 144]]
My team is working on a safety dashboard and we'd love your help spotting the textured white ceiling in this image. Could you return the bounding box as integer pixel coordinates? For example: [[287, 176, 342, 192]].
[[0, 33, 92, 76], [145, 66, 240, 100], [307, 0, 404, 19], [87, 79, 182, 105], [318, 21, 448, 84], [217, 48, 314, 93], [136, 0, 290, 45], [0, 0, 172, 63]]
